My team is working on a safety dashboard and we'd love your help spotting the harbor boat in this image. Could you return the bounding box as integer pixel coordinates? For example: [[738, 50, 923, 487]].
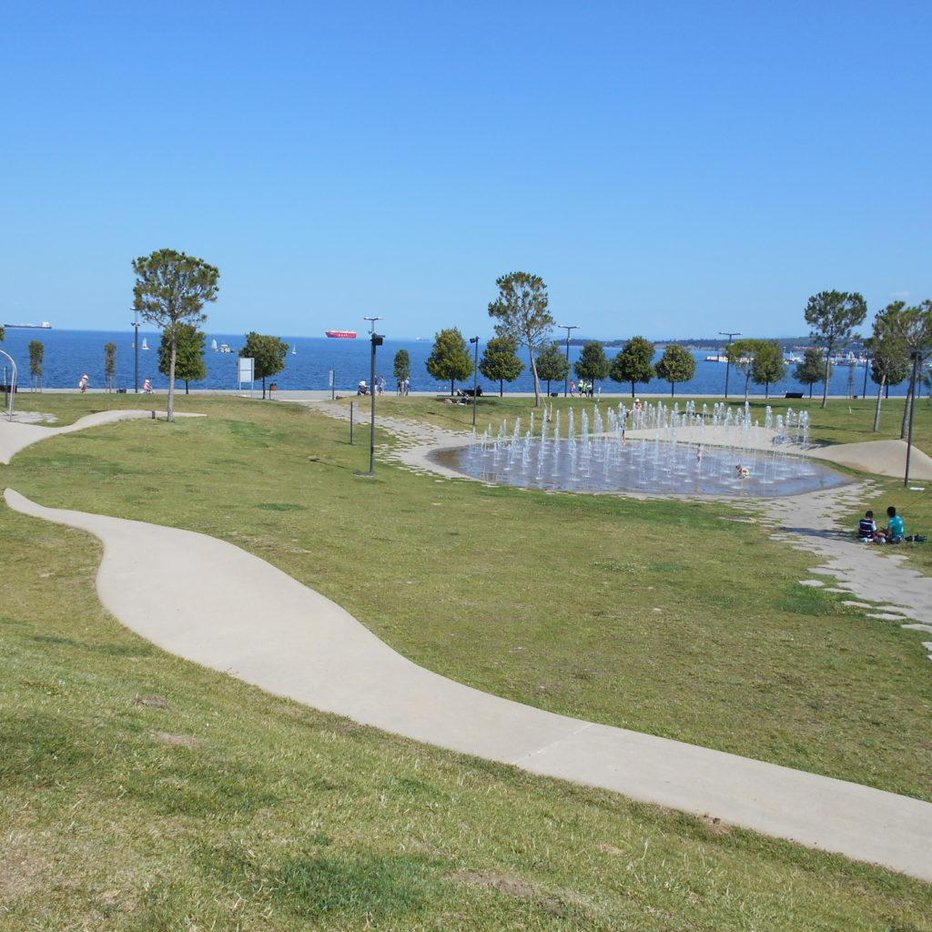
[[219, 343, 232, 353], [705, 353, 729, 363], [325, 330, 357, 339], [3, 321, 52, 329]]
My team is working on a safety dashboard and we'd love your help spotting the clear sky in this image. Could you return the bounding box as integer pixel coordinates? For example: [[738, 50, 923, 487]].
[[2, 1, 930, 340]]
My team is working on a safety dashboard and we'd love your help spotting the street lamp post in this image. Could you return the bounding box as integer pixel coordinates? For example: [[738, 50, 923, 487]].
[[132, 308, 141, 393], [559, 324, 578, 396], [719, 330, 741, 399], [367, 332, 384, 476], [905, 350, 921, 487], [469, 336, 479, 428]]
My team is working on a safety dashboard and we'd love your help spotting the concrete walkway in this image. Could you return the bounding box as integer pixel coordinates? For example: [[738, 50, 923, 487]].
[[5, 486, 932, 883]]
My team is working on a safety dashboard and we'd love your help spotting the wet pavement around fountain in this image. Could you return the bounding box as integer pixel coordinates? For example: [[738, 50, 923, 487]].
[[453, 399, 848, 498]]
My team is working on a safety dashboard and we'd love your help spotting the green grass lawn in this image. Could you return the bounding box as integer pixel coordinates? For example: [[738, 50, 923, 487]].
[[2, 505, 931, 929], [2, 392, 931, 927], [4, 395, 930, 798]]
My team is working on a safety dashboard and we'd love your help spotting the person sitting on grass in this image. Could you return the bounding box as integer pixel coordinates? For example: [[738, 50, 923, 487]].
[[858, 510, 877, 540], [882, 506, 905, 543]]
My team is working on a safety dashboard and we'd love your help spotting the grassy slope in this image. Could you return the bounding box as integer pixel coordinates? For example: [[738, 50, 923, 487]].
[[2, 506, 931, 929], [3, 395, 930, 807]]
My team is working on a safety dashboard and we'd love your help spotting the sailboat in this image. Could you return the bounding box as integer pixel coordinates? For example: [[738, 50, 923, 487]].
[[141, 337, 149, 351], [211, 338, 218, 352], [291, 344, 297, 355]]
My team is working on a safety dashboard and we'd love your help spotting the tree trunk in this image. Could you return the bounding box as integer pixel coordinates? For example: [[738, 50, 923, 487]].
[[450, 377, 455, 396], [809, 383, 813, 399], [262, 375, 267, 400], [821, 353, 831, 408], [630, 382, 635, 397], [529, 350, 541, 407], [901, 376, 915, 440], [873, 376, 885, 432], [185, 379, 190, 395], [167, 334, 177, 423], [670, 382, 675, 396], [546, 379, 551, 395]]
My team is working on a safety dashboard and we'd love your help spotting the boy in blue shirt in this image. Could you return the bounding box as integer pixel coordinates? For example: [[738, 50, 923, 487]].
[[884, 506, 905, 543]]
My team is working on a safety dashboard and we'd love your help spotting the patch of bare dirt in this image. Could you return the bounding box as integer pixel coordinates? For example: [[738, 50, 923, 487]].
[[133, 694, 171, 709], [151, 731, 201, 747], [452, 870, 593, 916]]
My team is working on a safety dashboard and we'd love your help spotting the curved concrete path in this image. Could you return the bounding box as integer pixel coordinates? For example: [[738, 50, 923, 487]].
[[5, 487, 932, 883], [0, 409, 203, 465]]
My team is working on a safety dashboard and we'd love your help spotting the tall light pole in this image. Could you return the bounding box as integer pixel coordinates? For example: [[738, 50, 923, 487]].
[[367, 332, 384, 476], [719, 330, 741, 399], [132, 308, 141, 393], [469, 336, 479, 427], [905, 350, 921, 487], [559, 324, 577, 396]]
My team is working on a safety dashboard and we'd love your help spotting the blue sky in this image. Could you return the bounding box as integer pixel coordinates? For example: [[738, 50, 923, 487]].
[[2, 1, 930, 339]]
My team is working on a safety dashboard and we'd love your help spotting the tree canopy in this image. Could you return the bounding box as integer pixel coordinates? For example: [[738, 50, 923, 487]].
[[610, 337, 654, 397], [393, 349, 411, 383], [132, 248, 219, 421], [534, 340, 570, 395], [29, 340, 44, 389], [725, 338, 764, 399], [654, 344, 696, 396], [239, 332, 288, 398], [871, 299, 932, 437], [803, 290, 867, 408], [479, 336, 524, 397], [104, 342, 117, 392], [426, 328, 473, 395], [487, 272, 554, 406], [159, 324, 207, 394], [751, 340, 786, 398], [574, 342, 610, 392], [794, 348, 828, 399]]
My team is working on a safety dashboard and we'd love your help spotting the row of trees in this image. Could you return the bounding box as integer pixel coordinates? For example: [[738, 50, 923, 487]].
[[131, 248, 289, 417], [802, 290, 932, 436], [425, 329, 707, 398]]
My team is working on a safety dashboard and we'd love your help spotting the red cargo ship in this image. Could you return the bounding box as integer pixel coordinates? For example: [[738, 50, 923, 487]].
[[325, 330, 357, 339]]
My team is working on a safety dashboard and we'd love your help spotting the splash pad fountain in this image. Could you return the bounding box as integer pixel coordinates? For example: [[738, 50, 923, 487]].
[[450, 400, 847, 497]]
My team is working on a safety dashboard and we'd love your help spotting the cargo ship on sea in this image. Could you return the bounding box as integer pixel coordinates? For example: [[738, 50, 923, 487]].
[[3, 321, 52, 329], [325, 329, 357, 339]]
